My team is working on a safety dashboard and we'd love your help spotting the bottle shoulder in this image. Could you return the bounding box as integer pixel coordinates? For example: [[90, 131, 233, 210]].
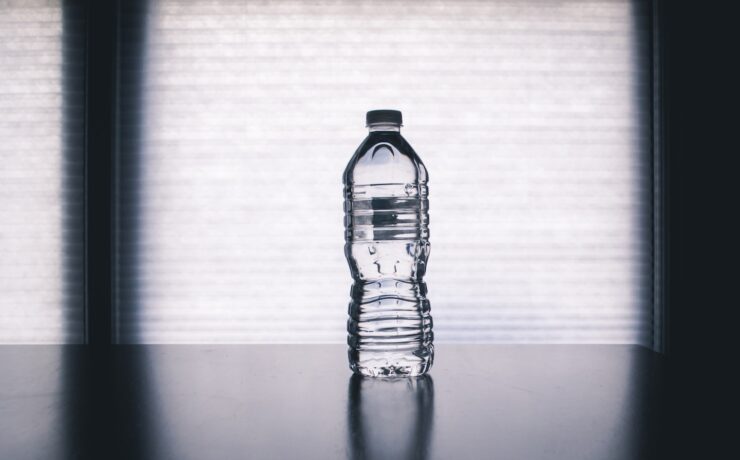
[[343, 133, 428, 186]]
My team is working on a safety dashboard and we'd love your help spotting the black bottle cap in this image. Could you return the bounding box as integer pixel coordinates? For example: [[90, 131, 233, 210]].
[[366, 110, 402, 126]]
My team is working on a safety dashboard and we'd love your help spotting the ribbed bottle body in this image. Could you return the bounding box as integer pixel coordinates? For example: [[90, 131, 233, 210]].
[[344, 131, 433, 377]]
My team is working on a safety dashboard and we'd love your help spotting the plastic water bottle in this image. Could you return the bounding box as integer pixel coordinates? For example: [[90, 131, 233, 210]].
[[344, 110, 433, 377]]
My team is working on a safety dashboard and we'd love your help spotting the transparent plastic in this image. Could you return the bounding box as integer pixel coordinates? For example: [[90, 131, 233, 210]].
[[344, 119, 433, 377]]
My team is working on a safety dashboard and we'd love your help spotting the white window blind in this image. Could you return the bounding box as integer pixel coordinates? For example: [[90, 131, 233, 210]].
[[0, 0, 85, 343], [115, 0, 654, 345]]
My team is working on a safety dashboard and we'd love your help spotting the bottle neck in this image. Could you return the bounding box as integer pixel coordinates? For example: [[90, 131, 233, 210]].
[[368, 123, 401, 133]]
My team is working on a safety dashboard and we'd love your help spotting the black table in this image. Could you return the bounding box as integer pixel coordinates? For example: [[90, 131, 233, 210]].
[[0, 345, 664, 459]]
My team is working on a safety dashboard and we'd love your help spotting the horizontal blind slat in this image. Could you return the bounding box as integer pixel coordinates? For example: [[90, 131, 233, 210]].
[[116, 0, 653, 345], [0, 0, 85, 344]]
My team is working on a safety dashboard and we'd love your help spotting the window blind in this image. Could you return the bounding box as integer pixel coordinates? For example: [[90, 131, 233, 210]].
[[0, 0, 86, 343], [115, 0, 654, 345]]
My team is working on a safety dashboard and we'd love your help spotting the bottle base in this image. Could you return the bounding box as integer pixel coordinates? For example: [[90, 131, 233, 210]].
[[348, 346, 434, 377]]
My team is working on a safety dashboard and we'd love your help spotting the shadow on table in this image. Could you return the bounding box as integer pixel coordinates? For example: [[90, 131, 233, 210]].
[[59, 346, 161, 460], [347, 374, 435, 460]]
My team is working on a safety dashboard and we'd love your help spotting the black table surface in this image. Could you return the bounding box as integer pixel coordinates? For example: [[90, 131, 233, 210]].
[[0, 345, 665, 459]]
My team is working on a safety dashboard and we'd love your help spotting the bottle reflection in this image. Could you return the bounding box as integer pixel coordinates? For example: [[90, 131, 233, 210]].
[[348, 374, 435, 460]]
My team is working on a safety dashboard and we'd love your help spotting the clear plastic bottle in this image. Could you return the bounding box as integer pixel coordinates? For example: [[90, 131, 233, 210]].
[[344, 110, 433, 377]]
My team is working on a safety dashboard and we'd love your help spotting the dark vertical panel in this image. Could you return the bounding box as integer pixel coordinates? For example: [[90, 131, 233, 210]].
[[114, 0, 149, 344], [62, 0, 87, 343], [661, 1, 735, 357], [85, 0, 117, 345], [628, 0, 657, 351], [649, 0, 665, 352]]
